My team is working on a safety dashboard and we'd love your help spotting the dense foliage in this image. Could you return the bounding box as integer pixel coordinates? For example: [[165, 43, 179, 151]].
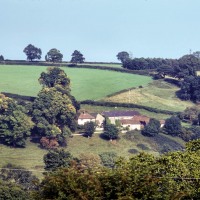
[[32, 67, 78, 147], [142, 118, 160, 137], [0, 94, 34, 147], [23, 44, 42, 61], [84, 121, 96, 137], [179, 75, 200, 102], [103, 123, 119, 140], [70, 50, 85, 64], [116, 51, 130, 63], [44, 149, 73, 171], [0, 163, 39, 190], [0, 55, 4, 61], [45, 48, 63, 62], [34, 140, 200, 200], [163, 116, 182, 136]]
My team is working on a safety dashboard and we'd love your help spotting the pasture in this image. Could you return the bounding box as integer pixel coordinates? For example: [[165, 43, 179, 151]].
[[104, 79, 195, 112], [0, 65, 152, 100]]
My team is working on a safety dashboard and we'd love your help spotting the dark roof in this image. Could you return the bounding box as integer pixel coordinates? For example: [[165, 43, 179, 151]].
[[102, 110, 140, 117], [120, 118, 141, 125], [90, 113, 98, 118]]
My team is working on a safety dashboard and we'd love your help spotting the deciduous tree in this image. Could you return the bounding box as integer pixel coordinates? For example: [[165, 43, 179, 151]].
[[70, 50, 85, 64], [103, 123, 119, 140], [116, 51, 130, 63], [45, 48, 63, 62], [142, 118, 160, 137], [0, 94, 34, 147], [84, 121, 96, 137], [164, 116, 182, 136], [43, 149, 73, 171], [23, 44, 42, 61]]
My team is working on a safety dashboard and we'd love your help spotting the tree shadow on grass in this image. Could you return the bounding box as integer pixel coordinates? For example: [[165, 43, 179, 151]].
[[99, 133, 109, 141]]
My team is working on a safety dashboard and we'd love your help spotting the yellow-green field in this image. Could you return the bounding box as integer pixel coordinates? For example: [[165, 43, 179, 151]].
[[104, 79, 195, 112]]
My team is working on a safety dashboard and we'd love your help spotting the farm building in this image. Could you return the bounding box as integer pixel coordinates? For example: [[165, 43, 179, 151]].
[[78, 112, 104, 127], [78, 112, 95, 125], [120, 115, 165, 131], [102, 110, 140, 124]]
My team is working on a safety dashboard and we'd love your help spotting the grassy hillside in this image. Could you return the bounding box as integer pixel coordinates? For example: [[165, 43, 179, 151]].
[[0, 131, 185, 179], [104, 79, 195, 112], [0, 65, 152, 100]]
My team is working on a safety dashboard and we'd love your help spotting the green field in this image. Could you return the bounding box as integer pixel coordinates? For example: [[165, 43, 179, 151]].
[[105, 79, 195, 112], [77, 63, 122, 68], [0, 65, 152, 100]]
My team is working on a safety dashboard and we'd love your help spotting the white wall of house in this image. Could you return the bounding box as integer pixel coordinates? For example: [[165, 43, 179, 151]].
[[78, 118, 95, 125], [109, 116, 133, 124], [121, 124, 141, 130], [95, 114, 105, 127]]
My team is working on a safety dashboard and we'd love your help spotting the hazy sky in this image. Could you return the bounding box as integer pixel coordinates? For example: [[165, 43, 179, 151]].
[[1, 0, 200, 62]]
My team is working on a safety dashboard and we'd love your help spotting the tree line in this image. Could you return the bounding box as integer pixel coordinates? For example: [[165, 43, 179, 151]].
[[23, 44, 85, 64]]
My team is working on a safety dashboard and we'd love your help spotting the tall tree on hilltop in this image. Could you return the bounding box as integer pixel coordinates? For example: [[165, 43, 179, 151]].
[[70, 50, 85, 64], [32, 67, 78, 147], [23, 44, 42, 61], [116, 51, 130, 63], [45, 48, 63, 62], [0, 55, 4, 61], [38, 67, 79, 110]]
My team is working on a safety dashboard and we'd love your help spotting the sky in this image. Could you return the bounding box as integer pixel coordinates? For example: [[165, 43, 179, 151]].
[[1, 0, 200, 62]]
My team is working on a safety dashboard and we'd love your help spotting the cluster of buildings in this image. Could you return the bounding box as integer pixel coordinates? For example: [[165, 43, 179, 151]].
[[78, 110, 165, 131]]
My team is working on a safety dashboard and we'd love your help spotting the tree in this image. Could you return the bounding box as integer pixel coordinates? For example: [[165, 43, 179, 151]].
[[43, 149, 73, 171], [79, 153, 101, 170], [142, 118, 161, 137], [116, 51, 130, 63], [38, 67, 80, 110], [103, 124, 119, 140], [99, 152, 117, 168], [38, 67, 70, 92], [0, 163, 39, 190], [0, 180, 29, 200], [179, 76, 200, 102], [163, 116, 182, 136], [23, 44, 42, 61], [0, 94, 34, 147], [193, 51, 200, 59], [70, 50, 85, 64], [0, 55, 4, 61], [45, 48, 63, 62], [32, 88, 77, 138], [84, 121, 96, 137]]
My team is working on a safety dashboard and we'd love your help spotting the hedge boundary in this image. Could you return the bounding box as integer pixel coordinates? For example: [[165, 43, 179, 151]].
[[80, 100, 180, 115], [1, 92, 178, 115], [0, 60, 151, 76]]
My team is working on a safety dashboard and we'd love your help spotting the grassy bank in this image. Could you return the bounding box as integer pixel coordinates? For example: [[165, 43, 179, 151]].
[[104, 79, 194, 112]]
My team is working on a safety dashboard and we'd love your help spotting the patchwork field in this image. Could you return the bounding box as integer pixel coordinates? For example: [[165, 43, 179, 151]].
[[0, 65, 152, 100], [104, 79, 195, 112]]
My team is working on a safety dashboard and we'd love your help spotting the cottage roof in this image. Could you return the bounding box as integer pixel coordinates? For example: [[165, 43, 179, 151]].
[[134, 115, 150, 123], [102, 110, 140, 117], [78, 113, 95, 120]]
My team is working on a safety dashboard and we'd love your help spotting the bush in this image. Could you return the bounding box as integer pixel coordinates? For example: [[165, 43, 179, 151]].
[[128, 149, 138, 154]]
